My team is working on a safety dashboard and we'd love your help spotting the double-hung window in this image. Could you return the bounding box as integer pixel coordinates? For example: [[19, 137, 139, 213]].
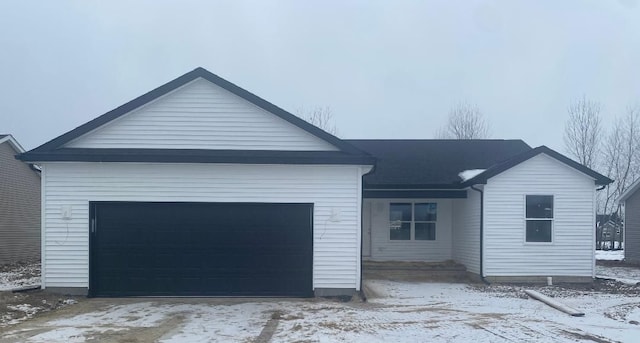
[[389, 203, 437, 240], [525, 195, 553, 242]]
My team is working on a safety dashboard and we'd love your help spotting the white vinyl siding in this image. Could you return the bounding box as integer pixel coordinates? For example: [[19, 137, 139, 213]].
[[483, 154, 595, 277], [364, 199, 452, 261], [41, 162, 364, 290], [65, 78, 338, 151], [452, 190, 480, 274]]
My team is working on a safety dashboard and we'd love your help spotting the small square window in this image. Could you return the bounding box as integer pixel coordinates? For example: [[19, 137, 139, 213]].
[[525, 195, 553, 243], [526, 221, 552, 242], [526, 195, 553, 218], [390, 203, 412, 222], [390, 222, 411, 240], [415, 222, 436, 240], [415, 203, 437, 222]]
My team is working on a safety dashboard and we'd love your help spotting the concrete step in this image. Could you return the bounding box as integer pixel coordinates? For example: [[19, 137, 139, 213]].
[[363, 260, 470, 282]]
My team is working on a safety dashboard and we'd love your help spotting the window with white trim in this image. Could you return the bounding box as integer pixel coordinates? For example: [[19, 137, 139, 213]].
[[525, 195, 553, 242], [389, 203, 437, 240]]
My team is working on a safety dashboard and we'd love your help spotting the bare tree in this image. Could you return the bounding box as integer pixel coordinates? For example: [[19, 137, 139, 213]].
[[297, 106, 338, 135], [597, 106, 640, 249], [436, 101, 490, 139], [600, 106, 640, 214], [563, 96, 602, 169]]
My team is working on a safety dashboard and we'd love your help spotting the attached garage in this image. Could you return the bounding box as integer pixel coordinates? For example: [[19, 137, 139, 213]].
[[19, 67, 374, 297], [90, 202, 313, 297]]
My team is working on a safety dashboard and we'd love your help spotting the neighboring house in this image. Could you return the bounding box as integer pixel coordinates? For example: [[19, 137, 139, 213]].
[[0, 134, 41, 264], [18, 67, 612, 297], [618, 180, 640, 263], [596, 214, 623, 248]]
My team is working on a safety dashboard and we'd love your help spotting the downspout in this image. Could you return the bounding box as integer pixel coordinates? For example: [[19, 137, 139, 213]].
[[470, 185, 490, 285], [359, 164, 376, 300]]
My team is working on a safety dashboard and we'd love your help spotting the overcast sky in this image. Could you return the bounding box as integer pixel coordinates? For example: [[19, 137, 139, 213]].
[[1, 0, 639, 151]]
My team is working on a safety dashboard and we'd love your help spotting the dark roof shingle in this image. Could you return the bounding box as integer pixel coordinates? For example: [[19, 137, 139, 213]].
[[345, 139, 532, 188]]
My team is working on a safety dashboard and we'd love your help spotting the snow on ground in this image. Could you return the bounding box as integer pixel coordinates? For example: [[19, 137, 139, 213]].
[[3, 301, 280, 343], [597, 264, 640, 285], [0, 262, 40, 291], [596, 249, 625, 261], [3, 282, 640, 343], [360, 281, 640, 343]]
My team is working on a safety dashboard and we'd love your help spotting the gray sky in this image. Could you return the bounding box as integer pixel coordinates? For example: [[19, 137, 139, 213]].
[[1, 0, 639, 151]]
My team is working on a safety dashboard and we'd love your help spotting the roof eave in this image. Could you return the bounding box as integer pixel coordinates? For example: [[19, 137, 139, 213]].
[[618, 178, 640, 203], [17, 150, 376, 166], [362, 183, 466, 190]]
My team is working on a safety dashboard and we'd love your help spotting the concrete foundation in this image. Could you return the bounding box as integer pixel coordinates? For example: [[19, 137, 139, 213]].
[[485, 275, 594, 284], [44, 287, 89, 296], [314, 288, 357, 297]]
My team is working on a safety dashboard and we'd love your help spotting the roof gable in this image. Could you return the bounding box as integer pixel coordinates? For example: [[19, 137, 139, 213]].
[[63, 78, 338, 151], [26, 67, 363, 155], [0, 134, 25, 153], [461, 145, 613, 187], [618, 177, 640, 203]]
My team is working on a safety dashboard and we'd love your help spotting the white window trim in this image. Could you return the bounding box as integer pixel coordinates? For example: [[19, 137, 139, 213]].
[[523, 194, 555, 245], [389, 202, 437, 241]]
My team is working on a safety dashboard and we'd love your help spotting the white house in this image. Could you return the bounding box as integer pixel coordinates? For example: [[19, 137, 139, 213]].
[[19, 67, 612, 297]]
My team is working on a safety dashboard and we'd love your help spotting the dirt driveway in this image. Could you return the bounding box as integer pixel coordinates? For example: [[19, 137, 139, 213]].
[[1, 296, 308, 343], [2, 280, 640, 342]]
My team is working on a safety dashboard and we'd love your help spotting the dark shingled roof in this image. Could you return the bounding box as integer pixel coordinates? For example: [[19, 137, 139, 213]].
[[345, 139, 532, 189]]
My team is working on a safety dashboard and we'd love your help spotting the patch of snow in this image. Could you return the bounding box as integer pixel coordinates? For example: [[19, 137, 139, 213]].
[[48, 302, 167, 328], [7, 304, 42, 316], [597, 265, 640, 285], [596, 249, 624, 261], [39, 302, 275, 343], [27, 327, 126, 343], [356, 280, 640, 343], [627, 307, 640, 323], [159, 303, 274, 343], [5, 282, 640, 342], [0, 263, 41, 291], [458, 169, 485, 182], [4, 304, 45, 326]]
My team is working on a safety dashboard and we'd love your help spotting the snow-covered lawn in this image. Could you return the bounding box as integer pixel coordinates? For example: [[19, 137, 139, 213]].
[[597, 264, 640, 285], [2, 281, 639, 343], [596, 249, 625, 261], [0, 262, 40, 291], [364, 281, 640, 343]]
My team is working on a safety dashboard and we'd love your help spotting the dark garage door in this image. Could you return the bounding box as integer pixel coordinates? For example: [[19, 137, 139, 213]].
[[89, 202, 313, 297]]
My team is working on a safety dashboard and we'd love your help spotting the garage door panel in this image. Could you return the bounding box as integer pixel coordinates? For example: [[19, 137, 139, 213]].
[[90, 202, 313, 297]]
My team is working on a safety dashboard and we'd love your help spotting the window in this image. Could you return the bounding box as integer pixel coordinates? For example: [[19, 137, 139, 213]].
[[525, 195, 553, 242], [390, 203, 437, 240]]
